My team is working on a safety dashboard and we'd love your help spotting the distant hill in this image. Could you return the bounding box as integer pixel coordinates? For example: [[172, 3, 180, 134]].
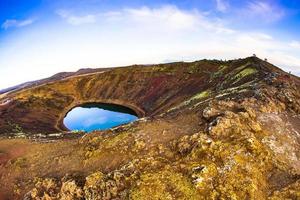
[[0, 68, 111, 95]]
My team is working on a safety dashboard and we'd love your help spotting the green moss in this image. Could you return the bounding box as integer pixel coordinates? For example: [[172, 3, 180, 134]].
[[153, 65, 167, 72], [188, 64, 201, 74], [209, 65, 228, 81], [234, 68, 257, 80], [153, 65, 177, 73], [167, 90, 211, 112], [218, 65, 228, 72], [220, 62, 251, 85], [233, 62, 251, 73], [190, 90, 211, 101], [130, 169, 199, 200], [230, 67, 258, 85], [7, 121, 23, 133]]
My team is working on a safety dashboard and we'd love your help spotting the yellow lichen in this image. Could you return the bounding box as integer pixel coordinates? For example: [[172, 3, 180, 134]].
[[130, 169, 200, 200]]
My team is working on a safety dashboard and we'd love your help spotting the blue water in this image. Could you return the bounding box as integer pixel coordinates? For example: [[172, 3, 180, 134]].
[[64, 104, 138, 132]]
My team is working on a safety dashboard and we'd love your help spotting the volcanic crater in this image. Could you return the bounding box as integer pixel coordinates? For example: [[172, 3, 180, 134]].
[[0, 56, 299, 200]]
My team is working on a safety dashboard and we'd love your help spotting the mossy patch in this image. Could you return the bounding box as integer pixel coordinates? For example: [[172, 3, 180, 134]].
[[218, 65, 228, 72], [230, 67, 258, 85], [188, 63, 202, 74], [130, 169, 199, 200], [7, 121, 23, 133], [208, 65, 228, 82], [167, 90, 211, 113], [234, 68, 257, 80], [190, 90, 211, 101], [152, 65, 178, 73]]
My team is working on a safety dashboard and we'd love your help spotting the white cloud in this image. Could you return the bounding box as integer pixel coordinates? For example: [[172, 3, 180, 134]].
[[123, 6, 199, 30], [216, 0, 229, 12], [1, 19, 35, 29], [83, 116, 108, 127], [0, 5, 299, 90], [289, 41, 300, 48], [58, 5, 234, 33], [57, 10, 96, 25], [245, 1, 285, 22], [107, 6, 235, 34]]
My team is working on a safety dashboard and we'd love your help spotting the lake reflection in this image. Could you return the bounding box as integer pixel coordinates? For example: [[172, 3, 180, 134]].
[[64, 103, 138, 132]]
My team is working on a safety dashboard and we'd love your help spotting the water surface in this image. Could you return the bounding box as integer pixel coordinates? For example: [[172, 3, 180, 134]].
[[64, 103, 138, 132]]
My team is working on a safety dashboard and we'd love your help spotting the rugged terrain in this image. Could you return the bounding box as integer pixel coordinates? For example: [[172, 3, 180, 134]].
[[0, 56, 299, 199]]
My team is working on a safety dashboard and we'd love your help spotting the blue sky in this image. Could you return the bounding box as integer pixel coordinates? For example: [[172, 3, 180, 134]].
[[0, 0, 300, 89]]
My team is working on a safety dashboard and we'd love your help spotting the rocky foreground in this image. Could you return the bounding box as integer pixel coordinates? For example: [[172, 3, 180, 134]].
[[0, 57, 299, 199]]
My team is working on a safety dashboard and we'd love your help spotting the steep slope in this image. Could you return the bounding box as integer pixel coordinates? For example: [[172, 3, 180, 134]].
[[0, 57, 299, 199], [1, 56, 297, 134]]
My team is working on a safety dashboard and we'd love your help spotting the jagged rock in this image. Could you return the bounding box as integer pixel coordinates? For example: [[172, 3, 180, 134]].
[[83, 171, 128, 200], [24, 178, 59, 200], [202, 107, 222, 120], [59, 180, 83, 200]]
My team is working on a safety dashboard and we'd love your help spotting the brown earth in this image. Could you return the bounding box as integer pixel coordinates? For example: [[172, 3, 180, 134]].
[[0, 56, 299, 199]]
